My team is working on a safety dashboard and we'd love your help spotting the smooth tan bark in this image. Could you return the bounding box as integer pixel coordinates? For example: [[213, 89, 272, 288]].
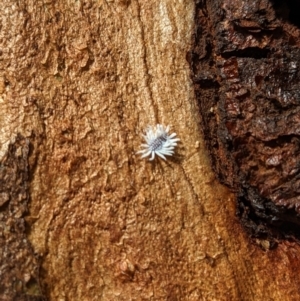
[[1, 0, 300, 300]]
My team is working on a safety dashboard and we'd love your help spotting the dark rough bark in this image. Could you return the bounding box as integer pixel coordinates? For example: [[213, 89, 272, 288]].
[[190, 0, 300, 241], [0, 135, 44, 301]]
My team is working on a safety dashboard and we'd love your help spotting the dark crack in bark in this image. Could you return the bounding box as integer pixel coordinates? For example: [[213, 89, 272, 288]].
[[190, 0, 300, 245], [0, 134, 45, 301]]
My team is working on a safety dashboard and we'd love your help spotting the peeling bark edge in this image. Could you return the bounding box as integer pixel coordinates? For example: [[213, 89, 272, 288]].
[[0, 134, 45, 301], [189, 0, 300, 245]]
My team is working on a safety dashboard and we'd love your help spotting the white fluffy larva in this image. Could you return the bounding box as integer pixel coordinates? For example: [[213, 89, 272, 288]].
[[137, 124, 180, 161]]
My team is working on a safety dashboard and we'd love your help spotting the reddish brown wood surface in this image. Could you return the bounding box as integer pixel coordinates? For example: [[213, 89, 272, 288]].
[[1, 0, 300, 300]]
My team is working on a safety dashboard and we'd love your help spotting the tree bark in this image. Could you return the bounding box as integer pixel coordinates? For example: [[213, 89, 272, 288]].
[[1, 0, 300, 300]]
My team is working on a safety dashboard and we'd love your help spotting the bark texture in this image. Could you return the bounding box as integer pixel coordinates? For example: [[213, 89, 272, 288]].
[[0, 135, 44, 300], [191, 0, 300, 239], [1, 0, 300, 300]]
